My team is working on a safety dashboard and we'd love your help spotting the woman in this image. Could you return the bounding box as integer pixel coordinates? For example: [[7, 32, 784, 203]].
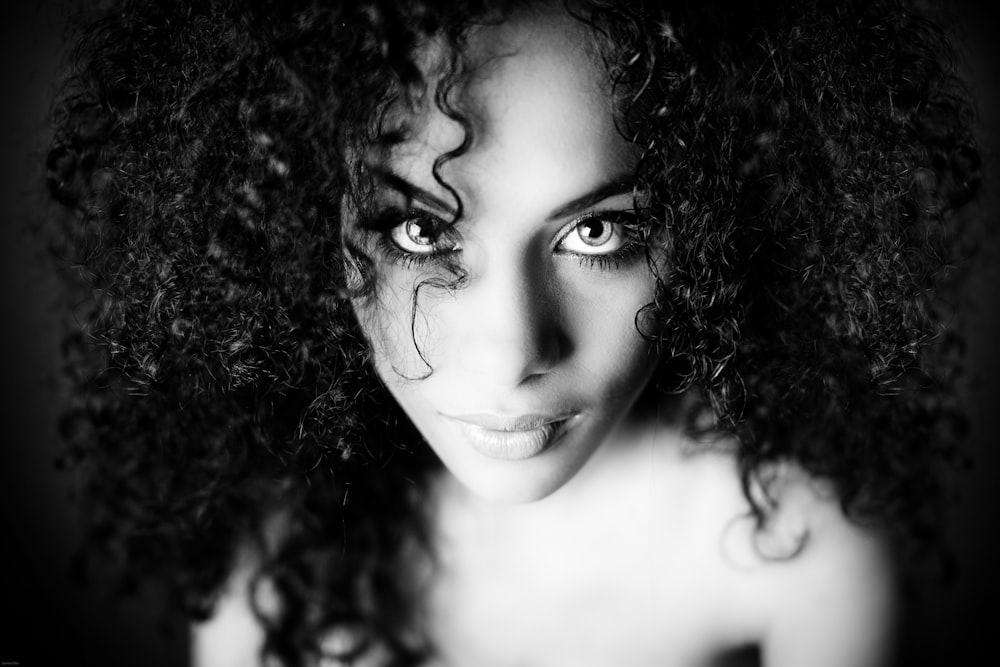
[[45, 0, 981, 665]]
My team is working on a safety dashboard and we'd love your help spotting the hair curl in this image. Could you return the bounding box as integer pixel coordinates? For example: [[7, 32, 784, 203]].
[[45, 0, 981, 664]]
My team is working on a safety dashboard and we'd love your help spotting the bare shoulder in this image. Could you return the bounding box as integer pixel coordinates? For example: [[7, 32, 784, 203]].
[[752, 463, 891, 564], [189, 545, 390, 667], [190, 549, 270, 667], [630, 438, 898, 663], [746, 463, 899, 667]]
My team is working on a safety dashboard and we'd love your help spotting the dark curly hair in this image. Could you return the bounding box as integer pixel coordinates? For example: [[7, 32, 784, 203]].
[[44, 0, 981, 665]]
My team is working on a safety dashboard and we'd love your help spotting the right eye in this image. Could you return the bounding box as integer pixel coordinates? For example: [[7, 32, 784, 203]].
[[388, 212, 461, 256]]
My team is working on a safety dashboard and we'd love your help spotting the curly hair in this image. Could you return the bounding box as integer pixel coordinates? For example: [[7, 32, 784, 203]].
[[45, 0, 980, 664]]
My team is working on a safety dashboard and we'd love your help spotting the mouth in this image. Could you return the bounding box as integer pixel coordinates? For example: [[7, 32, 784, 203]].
[[442, 413, 577, 461]]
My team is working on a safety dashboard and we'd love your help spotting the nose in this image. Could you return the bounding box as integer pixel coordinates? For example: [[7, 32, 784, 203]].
[[454, 252, 566, 387]]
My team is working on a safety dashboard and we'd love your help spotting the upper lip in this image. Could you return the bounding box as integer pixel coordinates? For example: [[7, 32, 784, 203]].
[[444, 413, 575, 431]]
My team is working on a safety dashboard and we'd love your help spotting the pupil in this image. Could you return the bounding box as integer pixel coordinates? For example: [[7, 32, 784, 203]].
[[407, 219, 432, 245], [579, 220, 611, 246]]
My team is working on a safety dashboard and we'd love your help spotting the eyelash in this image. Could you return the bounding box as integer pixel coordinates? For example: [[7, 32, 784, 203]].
[[359, 207, 457, 269], [377, 234, 446, 270], [556, 211, 644, 271], [365, 208, 645, 272]]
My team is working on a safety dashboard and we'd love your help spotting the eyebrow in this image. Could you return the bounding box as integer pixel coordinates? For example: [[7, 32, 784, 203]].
[[373, 169, 457, 215], [374, 169, 636, 221], [544, 176, 637, 222]]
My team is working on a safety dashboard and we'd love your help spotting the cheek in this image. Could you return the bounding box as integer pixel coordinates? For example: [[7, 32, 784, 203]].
[[350, 272, 402, 367], [350, 270, 437, 381], [564, 269, 659, 381], [355, 260, 660, 395]]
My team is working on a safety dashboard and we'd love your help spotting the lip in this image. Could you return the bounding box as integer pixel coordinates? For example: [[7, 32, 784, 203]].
[[447, 413, 571, 431], [442, 413, 577, 461]]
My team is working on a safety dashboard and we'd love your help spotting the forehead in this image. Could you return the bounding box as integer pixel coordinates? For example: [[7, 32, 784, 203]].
[[380, 5, 636, 207], [460, 6, 611, 149]]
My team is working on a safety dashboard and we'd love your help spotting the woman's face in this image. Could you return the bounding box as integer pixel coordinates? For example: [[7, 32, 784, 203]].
[[350, 6, 660, 503]]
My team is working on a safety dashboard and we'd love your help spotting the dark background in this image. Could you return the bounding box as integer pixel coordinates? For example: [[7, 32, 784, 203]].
[[2, 2, 998, 666]]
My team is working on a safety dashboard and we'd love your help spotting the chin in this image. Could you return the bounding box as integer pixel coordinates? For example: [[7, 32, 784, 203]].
[[459, 472, 567, 504], [432, 435, 598, 505]]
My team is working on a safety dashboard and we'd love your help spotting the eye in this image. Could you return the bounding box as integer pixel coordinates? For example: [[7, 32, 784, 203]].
[[388, 212, 458, 255], [556, 213, 633, 255]]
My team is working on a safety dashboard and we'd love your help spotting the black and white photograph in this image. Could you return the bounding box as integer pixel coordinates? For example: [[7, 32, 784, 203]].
[[2, 1, 998, 666]]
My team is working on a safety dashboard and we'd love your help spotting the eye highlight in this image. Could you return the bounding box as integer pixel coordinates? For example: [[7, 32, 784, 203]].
[[557, 214, 627, 254], [554, 211, 643, 270], [390, 215, 443, 255], [359, 205, 644, 273], [366, 208, 462, 269]]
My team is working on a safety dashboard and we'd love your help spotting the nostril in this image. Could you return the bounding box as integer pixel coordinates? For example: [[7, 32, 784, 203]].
[[528, 324, 570, 378]]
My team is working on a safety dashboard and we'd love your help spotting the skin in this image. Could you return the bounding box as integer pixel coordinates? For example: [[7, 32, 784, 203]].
[[348, 5, 898, 666], [194, 5, 898, 666], [350, 4, 660, 504]]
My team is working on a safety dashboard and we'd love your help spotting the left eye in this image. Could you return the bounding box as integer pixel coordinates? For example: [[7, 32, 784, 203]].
[[557, 214, 632, 255], [389, 213, 456, 255]]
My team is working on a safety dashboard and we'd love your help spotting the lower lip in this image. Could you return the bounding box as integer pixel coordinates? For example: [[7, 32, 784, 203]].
[[455, 420, 570, 461]]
